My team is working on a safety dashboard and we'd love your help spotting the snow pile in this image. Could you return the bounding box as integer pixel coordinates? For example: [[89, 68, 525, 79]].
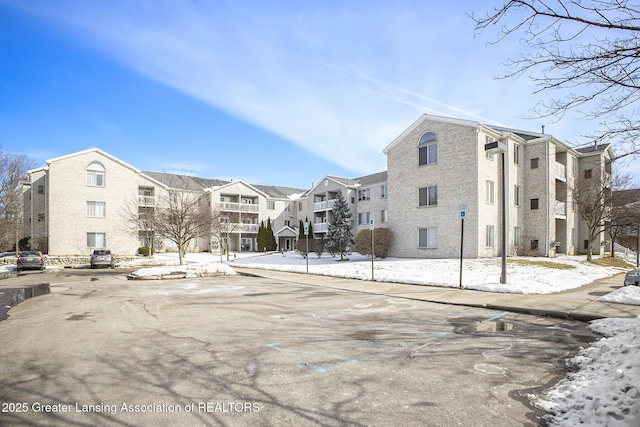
[[127, 262, 236, 279], [532, 316, 640, 426], [229, 253, 623, 294], [600, 286, 640, 306]]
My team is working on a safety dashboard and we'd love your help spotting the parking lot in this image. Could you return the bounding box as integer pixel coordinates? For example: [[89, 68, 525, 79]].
[[0, 270, 597, 426]]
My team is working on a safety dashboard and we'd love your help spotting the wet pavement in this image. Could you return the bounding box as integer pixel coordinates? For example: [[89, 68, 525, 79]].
[[0, 270, 601, 426]]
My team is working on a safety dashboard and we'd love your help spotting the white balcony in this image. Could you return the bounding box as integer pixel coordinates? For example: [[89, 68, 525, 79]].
[[555, 162, 566, 181], [224, 223, 259, 233], [314, 222, 328, 233], [138, 195, 155, 206], [218, 202, 259, 213], [313, 199, 337, 212], [555, 200, 566, 217]]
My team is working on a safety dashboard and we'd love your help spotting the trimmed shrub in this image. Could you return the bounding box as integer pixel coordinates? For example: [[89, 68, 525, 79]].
[[355, 228, 393, 259], [138, 246, 154, 256]]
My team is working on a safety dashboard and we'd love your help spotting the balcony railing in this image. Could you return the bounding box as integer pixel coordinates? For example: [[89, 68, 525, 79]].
[[555, 201, 566, 216], [313, 199, 337, 212], [555, 162, 566, 181], [314, 222, 328, 232], [223, 223, 259, 233], [218, 202, 259, 213], [138, 195, 155, 206]]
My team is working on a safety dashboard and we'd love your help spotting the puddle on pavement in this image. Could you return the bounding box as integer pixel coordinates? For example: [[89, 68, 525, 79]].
[[475, 320, 517, 332], [0, 284, 50, 321]]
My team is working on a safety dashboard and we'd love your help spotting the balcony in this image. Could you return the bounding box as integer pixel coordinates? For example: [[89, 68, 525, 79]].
[[555, 162, 566, 182], [555, 201, 566, 217], [313, 199, 337, 212], [138, 195, 155, 207], [314, 222, 328, 233], [218, 202, 259, 213], [224, 223, 259, 233]]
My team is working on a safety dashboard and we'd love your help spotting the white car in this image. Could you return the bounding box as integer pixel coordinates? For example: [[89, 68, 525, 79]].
[[624, 269, 640, 286]]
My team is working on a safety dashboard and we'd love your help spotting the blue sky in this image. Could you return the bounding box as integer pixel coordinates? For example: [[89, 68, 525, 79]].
[[1, 0, 637, 188]]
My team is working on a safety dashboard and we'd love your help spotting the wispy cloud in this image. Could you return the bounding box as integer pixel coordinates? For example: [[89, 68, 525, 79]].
[[6, 0, 618, 174]]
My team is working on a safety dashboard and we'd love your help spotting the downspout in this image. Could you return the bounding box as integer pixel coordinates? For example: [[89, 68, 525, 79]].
[[546, 143, 550, 257]]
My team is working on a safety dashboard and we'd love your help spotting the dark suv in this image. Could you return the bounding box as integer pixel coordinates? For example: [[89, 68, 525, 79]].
[[90, 249, 115, 269]]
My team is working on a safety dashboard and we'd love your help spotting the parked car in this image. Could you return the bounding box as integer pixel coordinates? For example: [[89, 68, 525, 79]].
[[625, 269, 640, 286], [16, 251, 46, 271], [90, 249, 115, 269]]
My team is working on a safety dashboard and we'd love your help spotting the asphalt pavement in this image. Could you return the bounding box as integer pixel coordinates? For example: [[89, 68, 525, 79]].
[[233, 268, 640, 321]]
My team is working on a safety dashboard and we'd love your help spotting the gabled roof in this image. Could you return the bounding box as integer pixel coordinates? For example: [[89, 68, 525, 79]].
[[142, 171, 228, 191], [355, 171, 387, 186], [576, 143, 612, 154], [383, 114, 479, 154], [45, 147, 142, 174], [253, 184, 308, 199], [275, 225, 299, 237]]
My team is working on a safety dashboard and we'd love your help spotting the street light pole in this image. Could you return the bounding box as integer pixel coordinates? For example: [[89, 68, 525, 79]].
[[485, 140, 508, 285], [500, 151, 507, 284]]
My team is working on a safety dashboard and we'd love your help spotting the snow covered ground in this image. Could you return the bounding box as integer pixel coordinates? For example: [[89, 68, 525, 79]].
[[2, 251, 640, 425]]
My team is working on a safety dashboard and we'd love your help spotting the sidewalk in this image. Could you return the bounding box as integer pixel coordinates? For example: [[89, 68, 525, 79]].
[[234, 267, 640, 321]]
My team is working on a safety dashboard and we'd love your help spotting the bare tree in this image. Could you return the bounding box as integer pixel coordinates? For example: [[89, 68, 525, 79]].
[[120, 194, 157, 256], [154, 175, 212, 265], [572, 166, 633, 261], [0, 149, 32, 251], [609, 187, 639, 257], [213, 211, 240, 262], [472, 1, 640, 158]]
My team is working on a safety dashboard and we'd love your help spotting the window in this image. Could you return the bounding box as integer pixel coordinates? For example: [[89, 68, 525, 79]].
[[572, 158, 578, 175], [284, 220, 291, 227], [418, 132, 437, 166], [37, 185, 45, 194], [86, 162, 106, 187], [584, 240, 589, 250], [514, 185, 521, 206], [380, 210, 388, 223], [531, 198, 539, 210], [486, 181, 495, 204], [531, 239, 539, 251], [485, 136, 495, 160], [87, 201, 106, 217], [37, 213, 45, 222], [419, 227, 437, 248], [285, 203, 291, 211], [486, 225, 495, 247], [358, 189, 370, 201], [267, 200, 275, 210], [358, 212, 370, 225], [87, 232, 106, 248], [584, 169, 593, 179], [514, 226, 522, 246], [514, 144, 520, 165], [381, 184, 388, 198], [530, 158, 539, 169], [419, 185, 437, 206]]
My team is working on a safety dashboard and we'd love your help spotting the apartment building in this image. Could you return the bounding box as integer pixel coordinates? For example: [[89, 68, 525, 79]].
[[304, 172, 387, 242], [22, 148, 306, 256], [383, 114, 613, 258], [22, 114, 613, 259]]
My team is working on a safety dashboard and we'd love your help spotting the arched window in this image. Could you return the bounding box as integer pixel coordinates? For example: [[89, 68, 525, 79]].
[[418, 132, 437, 165], [86, 162, 106, 187]]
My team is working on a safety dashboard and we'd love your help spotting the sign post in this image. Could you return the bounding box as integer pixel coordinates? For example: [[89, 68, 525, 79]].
[[458, 204, 467, 288], [304, 222, 309, 274], [370, 215, 375, 281]]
